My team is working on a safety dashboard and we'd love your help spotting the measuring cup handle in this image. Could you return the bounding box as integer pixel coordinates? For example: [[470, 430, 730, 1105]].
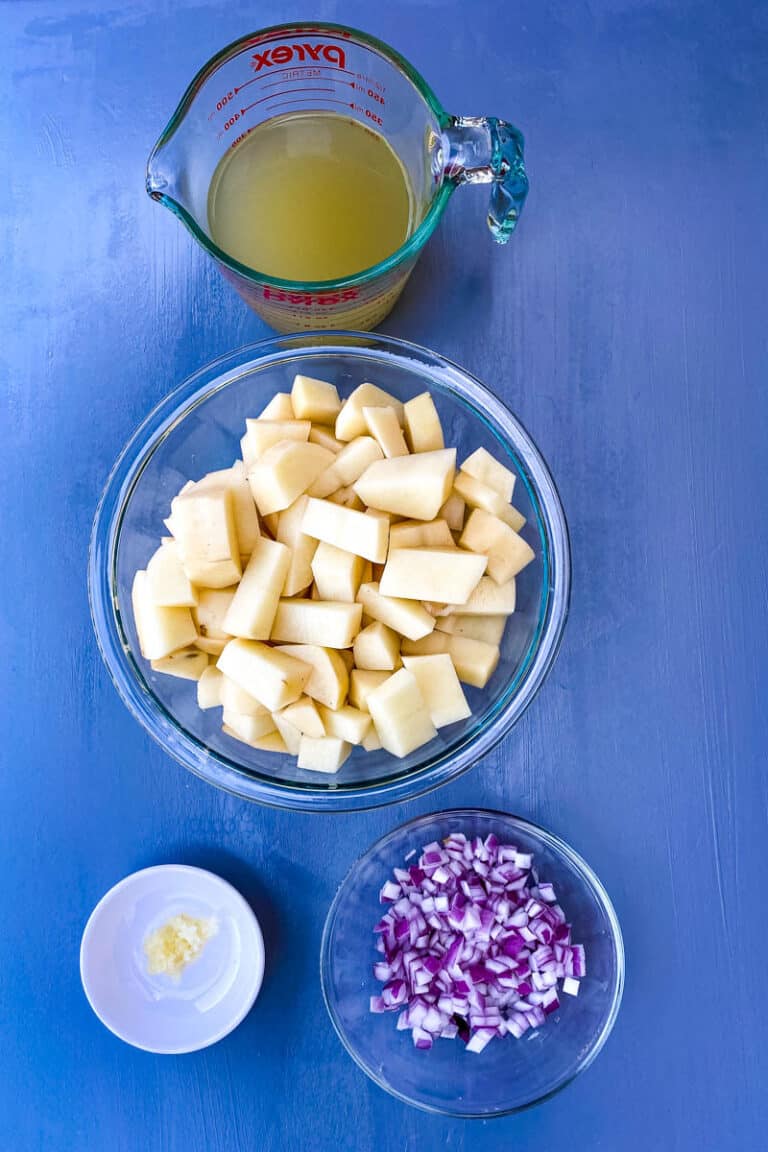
[[442, 116, 529, 242]]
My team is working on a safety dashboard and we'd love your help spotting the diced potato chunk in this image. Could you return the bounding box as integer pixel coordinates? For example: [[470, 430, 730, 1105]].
[[301, 497, 389, 563], [356, 582, 435, 641], [276, 495, 318, 597], [192, 461, 261, 555], [499, 504, 526, 532], [449, 576, 516, 616], [297, 736, 351, 773], [217, 639, 311, 711], [453, 471, 509, 519], [279, 695, 325, 738], [379, 548, 487, 603], [327, 486, 365, 511], [272, 711, 302, 754], [439, 493, 466, 532], [401, 654, 471, 728], [460, 509, 535, 584], [331, 437, 385, 486], [273, 644, 349, 710], [270, 599, 362, 648], [317, 704, 372, 744], [195, 635, 227, 657], [291, 374, 342, 423], [362, 727, 382, 751], [335, 383, 404, 441], [311, 541, 365, 602], [197, 665, 223, 709], [258, 392, 294, 421], [460, 447, 516, 502], [248, 730, 289, 753], [436, 613, 507, 645], [220, 676, 270, 717], [363, 406, 408, 458], [309, 425, 344, 453], [193, 586, 236, 644], [222, 708, 277, 743], [151, 648, 208, 680], [146, 540, 197, 607], [354, 449, 456, 521], [353, 621, 401, 671], [221, 536, 290, 639], [388, 519, 454, 550], [132, 571, 198, 660], [248, 442, 336, 516], [242, 419, 310, 465], [171, 487, 241, 588], [366, 668, 437, 758], [401, 633, 500, 688], [403, 392, 444, 453], [349, 669, 390, 711]]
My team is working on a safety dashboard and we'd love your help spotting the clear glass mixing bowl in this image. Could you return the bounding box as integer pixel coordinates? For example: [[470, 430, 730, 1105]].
[[89, 333, 570, 810]]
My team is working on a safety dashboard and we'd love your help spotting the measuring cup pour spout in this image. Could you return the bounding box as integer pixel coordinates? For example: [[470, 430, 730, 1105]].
[[443, 117, 529, 242]]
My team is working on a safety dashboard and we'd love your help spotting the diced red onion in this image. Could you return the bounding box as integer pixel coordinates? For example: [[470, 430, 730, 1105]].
[[371, 831, 585, 1053]]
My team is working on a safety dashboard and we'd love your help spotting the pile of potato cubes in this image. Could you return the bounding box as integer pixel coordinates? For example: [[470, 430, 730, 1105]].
[[131, 375, 535, 774]]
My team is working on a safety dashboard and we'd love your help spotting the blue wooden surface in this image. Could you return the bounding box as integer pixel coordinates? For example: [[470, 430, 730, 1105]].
[[2, 1, 767, 1148]]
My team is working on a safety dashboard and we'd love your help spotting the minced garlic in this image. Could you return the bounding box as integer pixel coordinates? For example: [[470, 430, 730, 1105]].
[[144, 913, 217, 979]]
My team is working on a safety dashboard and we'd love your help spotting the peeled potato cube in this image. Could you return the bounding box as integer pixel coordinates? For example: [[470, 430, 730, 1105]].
[[270, 599, 362, 648], [151, 648, 208, 681], [401, 653, 471, 728], [217, 639, 311, 712], [220, 537, 290, 640], [307, 465, 343, 500], [309, 425, 344, 454], [248, 730, 288, 753], [146, 540, 197, 607], [363, 406, 408, 458], [273, 644, 349, 710], [354, 449, 456, 521], [388, 519, 454, 550], [132, 571, 197, 660], [366, 668, 437, 758], [379, 548, 487, 603], [197, 665, 223, 709], [349, 669, 391, 711], [171, 487, 241, 588], [275, 495, 318, 597], [301, 497, 389, 563], [192, 461, 261, 556], [279, 695, 325, 738], [460, 508, 535, 584], [317, 704, 372, 744], [453, 471, 509, 519], [248, 441, 336, 516], [362, 727, 382, 751], [328, 436, 383, 487], [356, 582, 435, 641], [195, 635, 227, 657], [461, 447, 516, 502], [335, 383, 404, 441], [242, 419, 310, 465], [449, 576, 516, 616], [258, 392, 294, 421], [353, 622, 401, 671], [401, 633, 500, 688], [260, 511, 280, 539], [193, 586, 236, 643], [403, 392, 444, 453], [327, 486, 365, 511], [499, 504, 526, 532], [439, 493, 466, 533], [220, 676, 270, 717], [290, 374, 341, 424], [222, 708, 278, 743], [436, 613, 507, 645], [311, 541, 365, 602], [272, 710, 302, 754], [297, 735, 351, 773]]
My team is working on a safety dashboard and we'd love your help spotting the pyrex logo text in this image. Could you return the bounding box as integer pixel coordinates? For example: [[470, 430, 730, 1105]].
[[251, 43, 346, 72]]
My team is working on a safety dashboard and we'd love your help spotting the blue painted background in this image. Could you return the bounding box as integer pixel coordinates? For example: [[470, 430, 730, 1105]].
[[2, 1, 767, 1149]]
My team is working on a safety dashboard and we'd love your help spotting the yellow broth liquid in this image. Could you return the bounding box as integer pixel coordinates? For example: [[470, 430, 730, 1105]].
[[207, 112, 413, 282]]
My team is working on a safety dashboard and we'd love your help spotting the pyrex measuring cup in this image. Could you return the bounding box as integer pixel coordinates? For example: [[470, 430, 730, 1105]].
[[147, 23, 529, 332]]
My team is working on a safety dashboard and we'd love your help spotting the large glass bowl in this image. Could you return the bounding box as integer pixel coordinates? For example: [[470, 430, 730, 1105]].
[[321, 809, 624, 1116], [89, 333, 570, 811]]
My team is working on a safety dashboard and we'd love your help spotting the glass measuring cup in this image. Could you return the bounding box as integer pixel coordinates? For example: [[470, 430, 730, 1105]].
[[147, 22, 529, 332]]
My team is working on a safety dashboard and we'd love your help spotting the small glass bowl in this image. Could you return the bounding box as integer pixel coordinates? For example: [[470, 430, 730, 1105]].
[[89, 333, 570, 811], [321, 809, 624, 1116]]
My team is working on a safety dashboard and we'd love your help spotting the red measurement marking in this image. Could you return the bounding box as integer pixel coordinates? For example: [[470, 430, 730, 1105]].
[[239, 87, 336, 116], [234, 64, 354, 94], [259, 98, 356, 116]]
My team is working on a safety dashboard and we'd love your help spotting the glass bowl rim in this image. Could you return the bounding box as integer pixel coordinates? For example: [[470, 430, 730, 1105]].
[[320, 806, 625, 1117], [88, 331, 571, 811]]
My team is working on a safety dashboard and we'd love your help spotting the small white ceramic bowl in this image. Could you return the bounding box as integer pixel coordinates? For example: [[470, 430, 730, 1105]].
[[80, 864, 264, 1053]]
